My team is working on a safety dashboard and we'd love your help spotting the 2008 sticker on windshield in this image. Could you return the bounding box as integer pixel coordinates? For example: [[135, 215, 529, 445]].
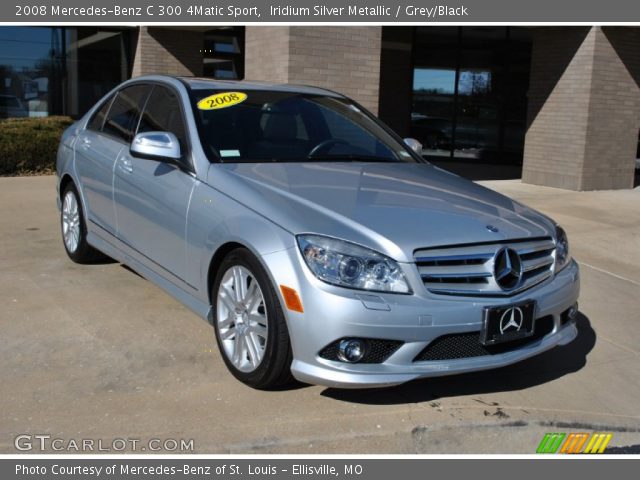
[[197, 92, 247, 110]]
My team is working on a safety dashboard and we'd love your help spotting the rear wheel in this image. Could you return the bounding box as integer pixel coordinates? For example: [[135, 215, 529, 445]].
[[212, 248, 294, 389], [60, 183, 104, 263]]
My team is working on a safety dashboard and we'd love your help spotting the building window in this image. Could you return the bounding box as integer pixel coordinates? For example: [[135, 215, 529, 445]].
[[0, 27, 61, 118], [0, 26, 133, 119], [202, 27, 244, 80], [411, 27, 532, 179], [67, 27, 134, 117]]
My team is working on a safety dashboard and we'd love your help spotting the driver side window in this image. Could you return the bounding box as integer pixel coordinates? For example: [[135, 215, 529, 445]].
[[102, 85, 150, 143], [137, 86, 188, 157]]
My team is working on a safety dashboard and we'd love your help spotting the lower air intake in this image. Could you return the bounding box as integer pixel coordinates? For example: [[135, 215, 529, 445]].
[[413, 316, 554, 362]]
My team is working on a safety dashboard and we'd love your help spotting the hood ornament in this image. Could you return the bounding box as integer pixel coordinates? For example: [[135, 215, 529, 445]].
[[486, 225, 499, 233]]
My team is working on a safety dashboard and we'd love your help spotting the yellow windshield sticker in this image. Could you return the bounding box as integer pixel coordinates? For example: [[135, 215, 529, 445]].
[[197, 92, 247, 110]]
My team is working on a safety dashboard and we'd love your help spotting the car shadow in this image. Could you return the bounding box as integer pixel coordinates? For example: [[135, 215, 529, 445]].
[[320, 312, 596, 405], [83, 252, 117, 265], [120, 263, 145, 279]]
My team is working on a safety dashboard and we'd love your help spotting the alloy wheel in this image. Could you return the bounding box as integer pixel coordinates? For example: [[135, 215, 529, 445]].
[[62, 190, 81, 253], [216, 265, 269, 372]]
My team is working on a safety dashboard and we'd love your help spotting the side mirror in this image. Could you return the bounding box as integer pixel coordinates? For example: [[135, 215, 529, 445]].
[[403, 138, 423, 155], [130, 131, 181, 160]]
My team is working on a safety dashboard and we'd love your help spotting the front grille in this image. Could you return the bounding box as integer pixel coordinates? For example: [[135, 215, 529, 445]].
[[414, 237, 555, 296], [413, 315, 555, 362], [319, 338, 403, 364]]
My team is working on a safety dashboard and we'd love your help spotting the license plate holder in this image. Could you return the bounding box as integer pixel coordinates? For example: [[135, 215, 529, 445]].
[[480, 300, 536, 346]]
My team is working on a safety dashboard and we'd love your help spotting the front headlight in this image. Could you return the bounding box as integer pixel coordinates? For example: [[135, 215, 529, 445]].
[[554, 225, 571, 272], [297, 234, 411, 294]]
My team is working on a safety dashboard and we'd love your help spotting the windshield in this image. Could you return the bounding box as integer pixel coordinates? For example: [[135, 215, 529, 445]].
[[190, 89, 420, 163]]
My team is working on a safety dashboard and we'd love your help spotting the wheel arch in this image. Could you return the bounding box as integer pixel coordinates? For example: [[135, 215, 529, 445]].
[[206, 241, 248, 319], [58, 173, 75, 201], [58, 173, 87, 216], [204, 238, 294, 327]]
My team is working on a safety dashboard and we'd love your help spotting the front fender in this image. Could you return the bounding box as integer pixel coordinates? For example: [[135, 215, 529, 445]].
[[186, 182, 295, 304]]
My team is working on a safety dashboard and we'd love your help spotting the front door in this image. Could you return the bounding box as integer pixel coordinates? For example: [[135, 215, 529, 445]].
[[113, 85, 196, 284], [76, 84, 151, 234]]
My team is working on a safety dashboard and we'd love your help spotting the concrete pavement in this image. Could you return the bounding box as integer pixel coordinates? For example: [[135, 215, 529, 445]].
[[0, 175, 639, 453]]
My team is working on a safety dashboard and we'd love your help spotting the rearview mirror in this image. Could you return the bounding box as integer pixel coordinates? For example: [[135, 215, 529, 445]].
[[131, 131, 181, 160], [403, 138, 423, 155]]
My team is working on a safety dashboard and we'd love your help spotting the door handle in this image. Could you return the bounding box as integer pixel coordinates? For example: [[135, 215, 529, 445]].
[[118, 156, 133, 174]]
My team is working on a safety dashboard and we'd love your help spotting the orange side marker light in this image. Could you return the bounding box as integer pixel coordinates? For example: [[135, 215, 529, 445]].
[[280, 285, 304, 313]]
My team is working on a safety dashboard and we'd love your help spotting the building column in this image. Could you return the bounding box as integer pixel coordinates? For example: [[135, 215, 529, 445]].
[[523, 27, 640, 190], [132, 27, 203, 77], [244, 27, 382, 114], [377, 27, 414, 137]]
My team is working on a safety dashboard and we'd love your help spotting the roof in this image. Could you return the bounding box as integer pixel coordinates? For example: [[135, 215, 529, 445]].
[[177, 76, 344, 97]]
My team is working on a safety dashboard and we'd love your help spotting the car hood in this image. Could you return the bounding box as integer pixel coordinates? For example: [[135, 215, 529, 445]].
[[207, 162, 555, 262]]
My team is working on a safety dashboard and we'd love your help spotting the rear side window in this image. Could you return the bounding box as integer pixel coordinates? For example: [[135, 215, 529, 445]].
[[87, 95, 113, 132], [138, 86, 188, 155], [103, 85, 150, 143]]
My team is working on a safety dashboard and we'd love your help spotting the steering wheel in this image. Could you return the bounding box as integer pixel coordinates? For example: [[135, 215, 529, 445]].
[[308, 138, 349, 156]]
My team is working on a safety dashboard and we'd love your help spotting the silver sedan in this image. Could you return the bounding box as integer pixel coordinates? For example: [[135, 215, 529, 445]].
[[56, 76, 580, 389]]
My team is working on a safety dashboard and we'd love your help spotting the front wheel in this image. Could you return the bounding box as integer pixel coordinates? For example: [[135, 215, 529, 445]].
[[212, 248, 294, 389]]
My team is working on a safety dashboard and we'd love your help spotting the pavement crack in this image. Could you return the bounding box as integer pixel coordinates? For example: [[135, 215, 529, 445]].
[[597, 335, 640, 356], [578, 261, 640, 286]]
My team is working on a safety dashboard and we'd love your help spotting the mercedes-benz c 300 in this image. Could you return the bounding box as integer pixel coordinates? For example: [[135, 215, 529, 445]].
[[56, 76, 579, 389]]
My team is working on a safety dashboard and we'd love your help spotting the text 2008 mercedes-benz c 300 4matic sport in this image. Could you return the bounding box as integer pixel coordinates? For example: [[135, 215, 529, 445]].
[[56, 76, 579, 389]]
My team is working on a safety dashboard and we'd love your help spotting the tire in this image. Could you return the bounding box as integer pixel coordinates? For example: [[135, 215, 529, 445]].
[[60, 182, 105, 264], [212, 248, 294, 389]]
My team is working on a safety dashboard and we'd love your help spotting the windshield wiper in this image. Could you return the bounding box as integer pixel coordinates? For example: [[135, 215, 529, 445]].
[[306, 154, 396, 162]]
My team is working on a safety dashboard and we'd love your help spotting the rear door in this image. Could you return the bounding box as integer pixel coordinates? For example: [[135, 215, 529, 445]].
[[75, 85, 150, 235], [113, 84, 196, 284]]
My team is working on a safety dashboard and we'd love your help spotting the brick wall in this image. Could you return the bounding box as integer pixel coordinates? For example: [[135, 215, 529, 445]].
[[523, 27, 595, 190], [583, 27, 640, 190], [244, 27, 290, 84], [245, 27, 382, 114], [132, 27, 203, 77], [523, 27, 640, 190]]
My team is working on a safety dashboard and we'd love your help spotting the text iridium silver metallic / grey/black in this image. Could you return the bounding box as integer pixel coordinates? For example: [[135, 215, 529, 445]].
[[56, 75, 579, 389]]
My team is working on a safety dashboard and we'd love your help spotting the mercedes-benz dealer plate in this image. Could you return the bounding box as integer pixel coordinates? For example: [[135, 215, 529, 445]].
[[480, 300, 537, 346]]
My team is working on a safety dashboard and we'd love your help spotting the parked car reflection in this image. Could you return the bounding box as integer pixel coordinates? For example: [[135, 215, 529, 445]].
[[0, 94, 28, 118]]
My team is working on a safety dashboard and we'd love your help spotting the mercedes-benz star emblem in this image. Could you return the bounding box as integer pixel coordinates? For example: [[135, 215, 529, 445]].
[[500, 307, 524, 334], [494, 247, 523, 290]]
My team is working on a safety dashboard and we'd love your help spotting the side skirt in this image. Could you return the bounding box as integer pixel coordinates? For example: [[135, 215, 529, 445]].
[[86, 228, 214, 325]]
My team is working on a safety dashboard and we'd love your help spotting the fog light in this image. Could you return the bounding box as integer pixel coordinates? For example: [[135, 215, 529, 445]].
[[337, 339, 366, 363], [561, 302, 579, 326]]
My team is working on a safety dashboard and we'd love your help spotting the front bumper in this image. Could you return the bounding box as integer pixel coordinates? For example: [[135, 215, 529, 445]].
[[261, 247, 580, 389]]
